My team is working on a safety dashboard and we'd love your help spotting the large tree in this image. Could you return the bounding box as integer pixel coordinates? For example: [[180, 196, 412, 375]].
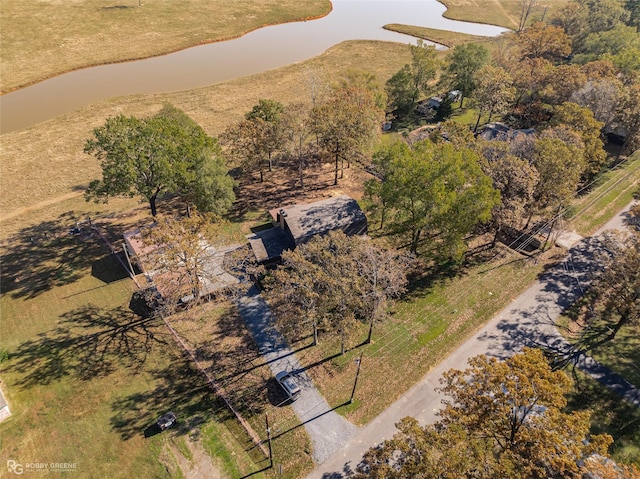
[[385, 64, 419, 114], [478, 142, 540, 244], [245, 98, 286, 172], [471, 65, 515, 132], [312, 81, 384, 185], [140, 212, 238, 310], [616, 82, 640, 155], [541, 64, 587, 106], [282, 102, 314, 190], [352, 348, 614, 479], [444, 43, 490, 107], [365, 140, 499, 257], [570, 79, 621, 131], [409, 39, 440, 101], [579, 230, 640, 349], [385, 40, 439, 113], [84, 105, 232, 217], [155, 104, 235, 217], [222, 99, 287, 182], [550, 102, 607, 180], [515, 21, 572, 61], [85, 114, 174, 217], [517, 0, 538, 32], [529, 135, 585, 216], [264, 231, 410, 351]]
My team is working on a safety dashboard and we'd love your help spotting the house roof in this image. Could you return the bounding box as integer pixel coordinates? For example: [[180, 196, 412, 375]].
[[123, 228, 240, 300], [478, 122, 535, 141], [248, 195, 368, 263], [246, 226, 296, 264], [278, 195, 367, 245]]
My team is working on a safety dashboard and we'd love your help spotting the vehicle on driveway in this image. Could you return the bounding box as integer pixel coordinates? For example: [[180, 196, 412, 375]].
[[276, 371, 301, 401], [157, 411, 176, 430]]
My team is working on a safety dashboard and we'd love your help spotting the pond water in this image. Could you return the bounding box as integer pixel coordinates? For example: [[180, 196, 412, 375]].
[[0, 0, 507, 133]]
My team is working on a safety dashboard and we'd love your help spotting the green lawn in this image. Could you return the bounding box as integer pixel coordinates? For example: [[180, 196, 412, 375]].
[[0, 217, 265, 478], [566, 373, 640, 466], [565, 151, 640, 236]]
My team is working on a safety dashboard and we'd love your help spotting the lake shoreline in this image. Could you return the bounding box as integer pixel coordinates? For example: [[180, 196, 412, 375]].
[[0, 4, 333, 96]]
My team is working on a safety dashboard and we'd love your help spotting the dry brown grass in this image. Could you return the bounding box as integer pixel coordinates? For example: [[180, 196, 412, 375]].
[[439, 0, 569, 30], [0, 40, 411, 238], [168, 302, 315, 478], [0, 0, 331, 93], [383, 24, 490, 48]]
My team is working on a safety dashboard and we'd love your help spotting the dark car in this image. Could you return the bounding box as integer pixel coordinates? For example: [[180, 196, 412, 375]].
[[157, 411, 176, 430], [275, 371, 301, 401]]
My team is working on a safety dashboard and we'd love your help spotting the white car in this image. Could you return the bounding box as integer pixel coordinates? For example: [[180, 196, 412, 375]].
[[275, 371, 301, 401]]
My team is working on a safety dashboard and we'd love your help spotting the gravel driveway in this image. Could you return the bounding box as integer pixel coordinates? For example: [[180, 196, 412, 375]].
[[236, 285, 357, 463]]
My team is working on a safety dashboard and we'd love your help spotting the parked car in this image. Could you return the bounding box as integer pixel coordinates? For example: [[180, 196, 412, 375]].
[[275, 371, 301, 401], [157, 411, 176, 430]]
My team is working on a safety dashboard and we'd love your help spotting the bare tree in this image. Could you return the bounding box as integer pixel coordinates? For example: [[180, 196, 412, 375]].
[[518, 0, 538, 32]]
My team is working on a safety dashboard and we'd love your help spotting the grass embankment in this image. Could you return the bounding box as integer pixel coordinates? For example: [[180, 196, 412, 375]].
[[383, 24, 490, 48], [0, 0, 331, 93], [438, 0, 568, 30]]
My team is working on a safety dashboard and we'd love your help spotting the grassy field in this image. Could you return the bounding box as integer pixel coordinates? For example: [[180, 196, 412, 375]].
[[0, 224, 180, 478], [0, 0, 331, 93], [0, 211, 285, 478], [439, 0, 568, 30], [0, 40, 412, 236], [2, 0, 637, 474], [383, 24, 491, 48], [565, 152, 640, 236]]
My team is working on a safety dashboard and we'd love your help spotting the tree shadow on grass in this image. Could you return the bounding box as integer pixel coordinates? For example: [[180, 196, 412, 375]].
[[110, 356, 218, 440], [9, 305, 168, 387], [110, 350, 268, 468], [566, 375, 640, 464], [0, 213, 100, 299], [1, 209, 151, 300], [0, 209, 143, 300]]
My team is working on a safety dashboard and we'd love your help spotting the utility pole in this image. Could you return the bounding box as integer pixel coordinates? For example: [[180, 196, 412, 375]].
[[350, 351, 364, 404], [266, 414, 273, 468], [543, 204, 563, 251]]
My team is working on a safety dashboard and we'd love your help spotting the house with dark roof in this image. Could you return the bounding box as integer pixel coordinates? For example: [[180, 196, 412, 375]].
[[247, 195, 368, 263], [122, 228, 240, 303], [478, 122, 535, 141]]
